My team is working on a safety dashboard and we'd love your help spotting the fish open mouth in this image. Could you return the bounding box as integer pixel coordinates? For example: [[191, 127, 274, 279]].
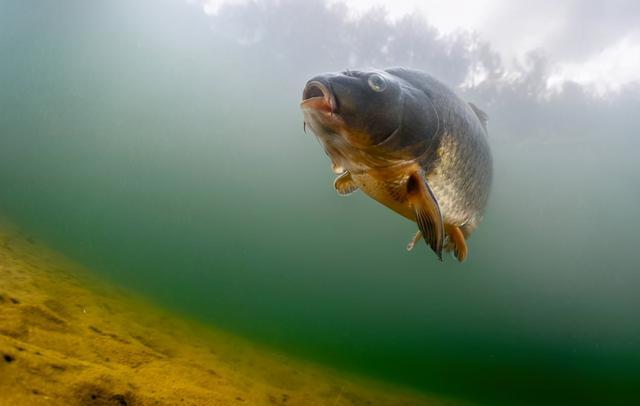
[[301, 81, 336, 114]]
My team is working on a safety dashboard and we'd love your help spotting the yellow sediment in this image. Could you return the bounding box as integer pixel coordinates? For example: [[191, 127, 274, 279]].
[[0, 222, 460, 405]]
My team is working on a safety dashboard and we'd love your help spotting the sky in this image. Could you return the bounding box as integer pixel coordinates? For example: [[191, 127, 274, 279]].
[[200, 0, 640, 94]]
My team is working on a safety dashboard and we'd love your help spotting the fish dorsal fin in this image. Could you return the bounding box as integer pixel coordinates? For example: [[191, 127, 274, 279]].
[[468, 102, 488, 131]]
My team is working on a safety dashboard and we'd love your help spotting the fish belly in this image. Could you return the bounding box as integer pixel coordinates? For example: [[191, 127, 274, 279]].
[[353, 168, 477, 234], [352, 172, 415, 221]]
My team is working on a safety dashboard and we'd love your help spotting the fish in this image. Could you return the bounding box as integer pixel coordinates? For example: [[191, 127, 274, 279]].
[[300, 67, 492, 263]]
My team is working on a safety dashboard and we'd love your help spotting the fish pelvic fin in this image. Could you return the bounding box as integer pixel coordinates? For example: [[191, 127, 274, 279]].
[[406, 171, 444, 261], [406, 230, 422, 252]]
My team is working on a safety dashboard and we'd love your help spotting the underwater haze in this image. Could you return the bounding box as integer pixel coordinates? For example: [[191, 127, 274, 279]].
[[2, 0, 640, 404]]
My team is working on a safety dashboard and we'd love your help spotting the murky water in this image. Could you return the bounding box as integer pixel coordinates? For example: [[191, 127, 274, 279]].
[[1, 1, 639, 404]]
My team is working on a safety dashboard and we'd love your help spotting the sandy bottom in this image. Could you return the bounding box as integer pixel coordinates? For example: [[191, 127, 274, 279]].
[[0, 223, 459, 405]]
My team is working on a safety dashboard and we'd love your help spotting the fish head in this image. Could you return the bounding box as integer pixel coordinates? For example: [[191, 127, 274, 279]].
[[301, 69, 404, 147], [301, 69, 408, 171]]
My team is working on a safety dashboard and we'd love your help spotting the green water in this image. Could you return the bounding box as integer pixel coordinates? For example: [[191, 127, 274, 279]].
[[2, 1, 639, 404]]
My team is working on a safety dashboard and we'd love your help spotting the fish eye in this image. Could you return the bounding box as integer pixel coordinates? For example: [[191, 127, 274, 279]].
[[368, 74, 387, 92]]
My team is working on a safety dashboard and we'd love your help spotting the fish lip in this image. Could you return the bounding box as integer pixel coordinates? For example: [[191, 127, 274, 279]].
[[300, 80, 337, 115]]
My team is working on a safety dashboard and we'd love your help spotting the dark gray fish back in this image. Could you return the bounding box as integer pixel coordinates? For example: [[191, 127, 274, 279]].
[[386, 67, 493, 224]]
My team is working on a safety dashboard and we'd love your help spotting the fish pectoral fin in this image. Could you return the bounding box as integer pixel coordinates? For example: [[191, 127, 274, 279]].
[[406, 172, 444, 260], [406, 230, 422, 251], [445, 224, 468, 263], [334, 172, 359, 196]]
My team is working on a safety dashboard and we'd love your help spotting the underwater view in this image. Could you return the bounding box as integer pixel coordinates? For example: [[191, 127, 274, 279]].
[[1, 0, 640, 404]]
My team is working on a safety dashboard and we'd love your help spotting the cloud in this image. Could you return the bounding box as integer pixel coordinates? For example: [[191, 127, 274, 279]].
[[542, 0, 640, 61], [547, 36, 640, 94], [200, 0, 250, 15], [319, 0, 640, 89]]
